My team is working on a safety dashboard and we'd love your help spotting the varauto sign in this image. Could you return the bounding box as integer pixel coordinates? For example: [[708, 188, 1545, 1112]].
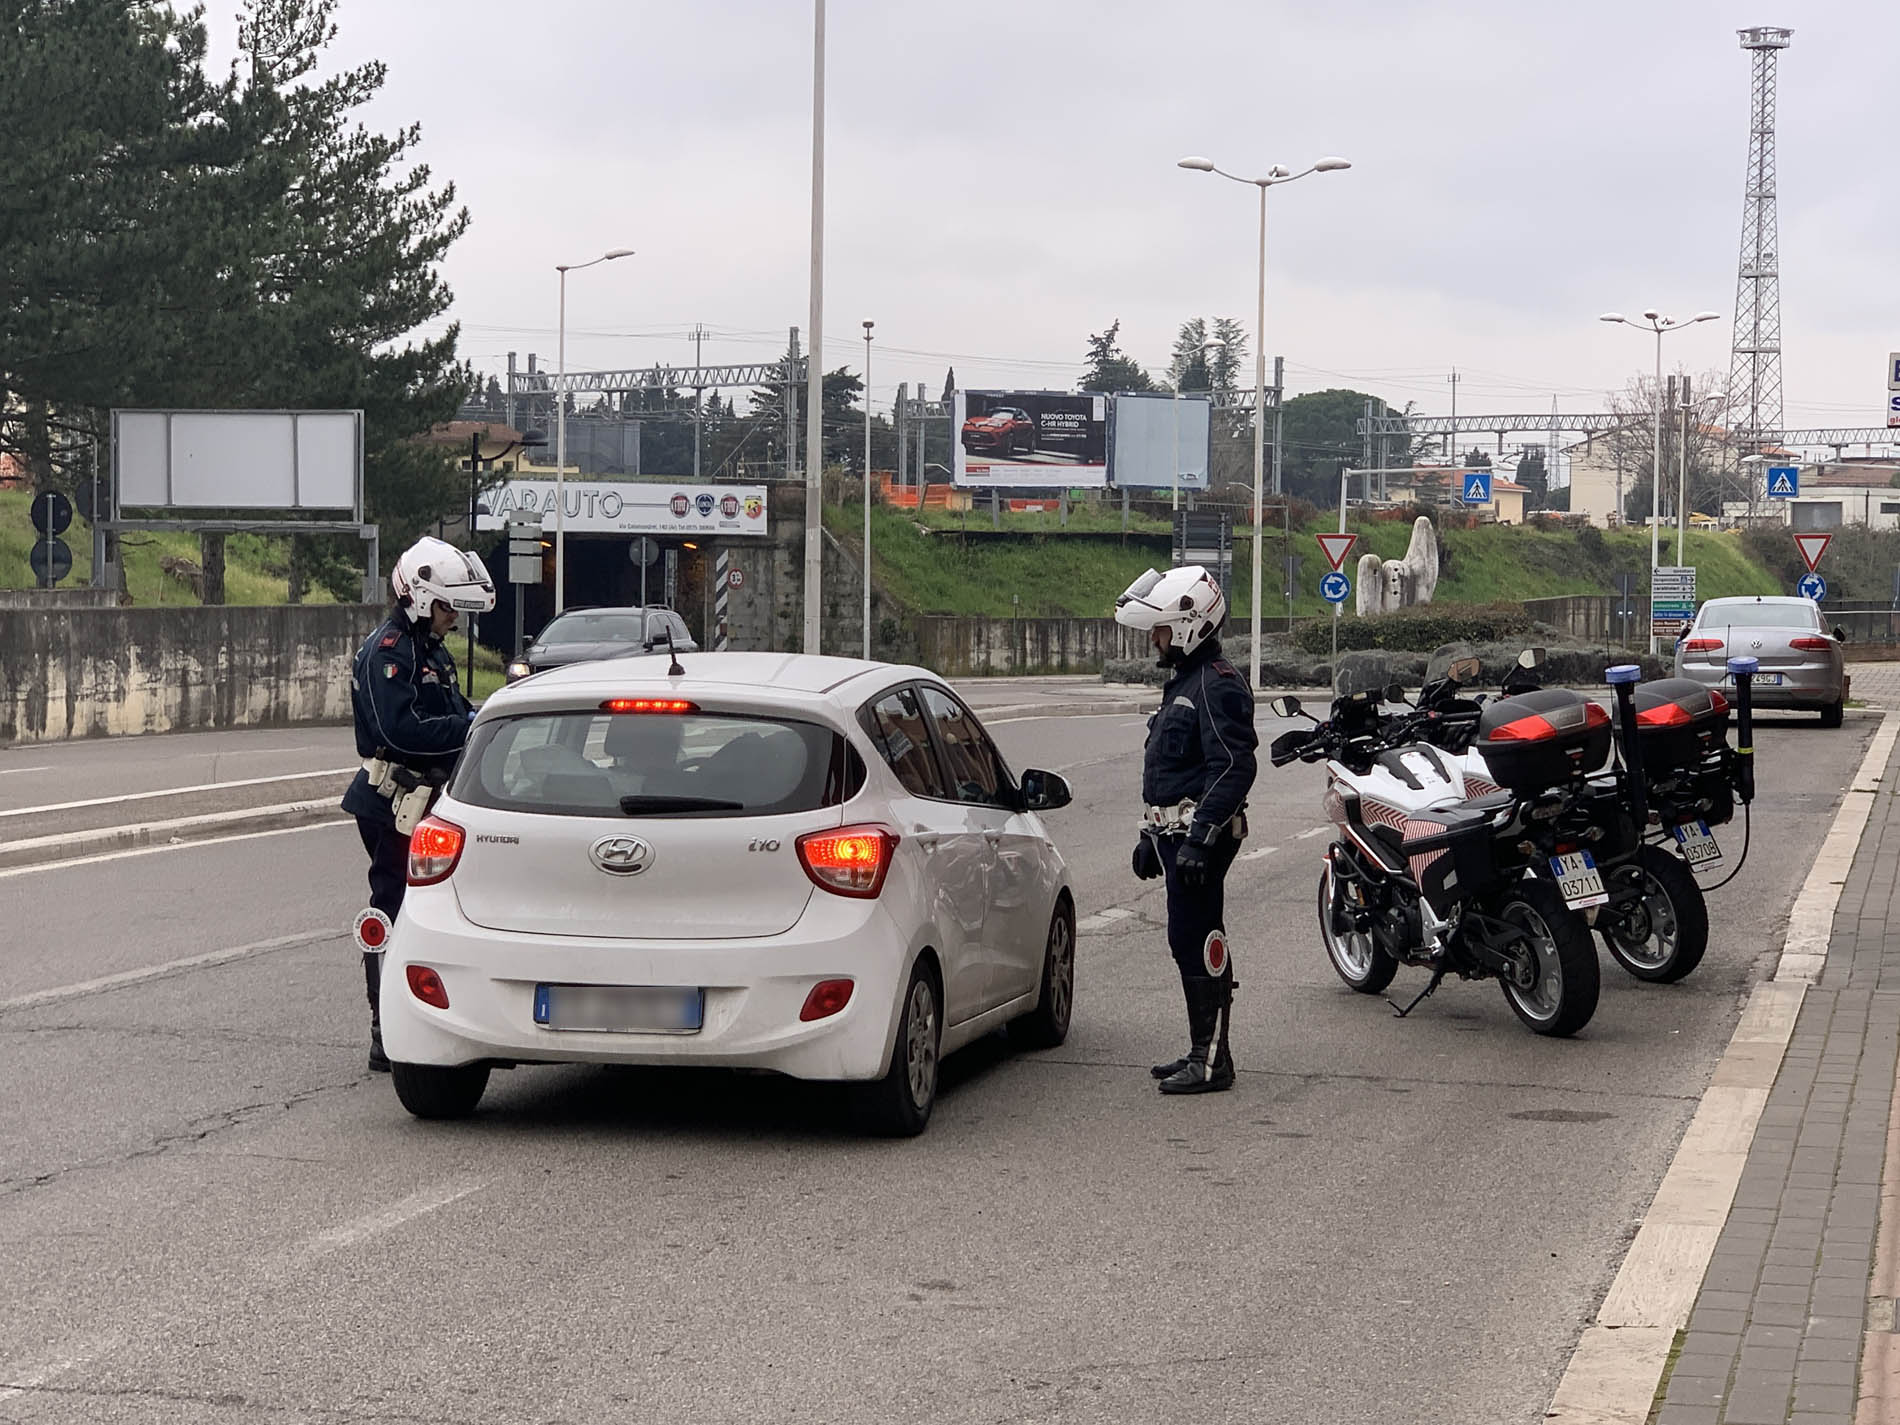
[[475, 481, 769, 537]]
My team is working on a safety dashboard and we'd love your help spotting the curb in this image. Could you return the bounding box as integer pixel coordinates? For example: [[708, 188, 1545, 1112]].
[[1545, 711, 1894, 1423], [0, 799, 348, 872]]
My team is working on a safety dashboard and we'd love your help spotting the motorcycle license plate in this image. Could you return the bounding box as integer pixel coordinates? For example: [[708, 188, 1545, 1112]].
[[1673, 820, 1722, 869], [1550, 852, 1609, 910]]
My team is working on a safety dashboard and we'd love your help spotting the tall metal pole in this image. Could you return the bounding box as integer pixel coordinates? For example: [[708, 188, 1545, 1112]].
[[1271, 354, 1284, 497], [467, 431, 480, 697], [862, 320, 874, 660], [692, 323, 705, 479], [555, 267, 568, 614], [1649, 326, 1663, 654], [1677, 374, 1692, 565], [801, 0, 826, 655], [1249, 181, 1267, 690]]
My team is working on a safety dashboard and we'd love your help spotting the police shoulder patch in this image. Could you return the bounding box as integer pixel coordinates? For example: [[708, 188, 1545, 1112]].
[[378, 633, 400, 649], [1211, 659, 1239, 679]]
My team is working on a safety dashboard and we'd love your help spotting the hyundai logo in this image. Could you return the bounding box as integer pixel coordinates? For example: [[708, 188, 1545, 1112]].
[[590, 835, 654, 876]]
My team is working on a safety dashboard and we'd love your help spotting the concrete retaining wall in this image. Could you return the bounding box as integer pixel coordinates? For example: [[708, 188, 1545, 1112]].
[[1522, 595, 1619, 642], [0, 589, 126, 610], [912, 616, 1150, 676], [0, 604, 382, 744]]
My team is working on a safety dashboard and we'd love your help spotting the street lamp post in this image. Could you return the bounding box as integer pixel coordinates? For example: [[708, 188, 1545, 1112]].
[[1179, 154, 1351, 689], [1599, 309, 1721, 653], [554, 248, 634, 616], [862, 319, 874, 660]]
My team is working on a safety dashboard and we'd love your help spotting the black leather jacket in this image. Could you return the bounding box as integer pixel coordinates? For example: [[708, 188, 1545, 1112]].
[[1141, 639, 1259, 840]]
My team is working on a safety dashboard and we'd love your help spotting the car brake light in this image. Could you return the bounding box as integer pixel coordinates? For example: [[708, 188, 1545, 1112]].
[[799, 979, 855, 1021], [406, 964, 450, 1009], [407, 815, 465, 886], [796, 824, 899, 898], [601, 698, 698, 714], [1683, 638, 1724, 652], [1789, 636, 1833, 651]]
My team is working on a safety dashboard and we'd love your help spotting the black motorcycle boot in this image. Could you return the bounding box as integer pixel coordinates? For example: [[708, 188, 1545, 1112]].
[[1158, 974, 1235, 1095], [1150, 968, 1196, 1079], [364, 951, 390, 1073]]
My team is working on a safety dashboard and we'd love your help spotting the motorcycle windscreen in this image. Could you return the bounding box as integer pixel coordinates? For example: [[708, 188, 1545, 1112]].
[[1333, 652, 1404, 699]]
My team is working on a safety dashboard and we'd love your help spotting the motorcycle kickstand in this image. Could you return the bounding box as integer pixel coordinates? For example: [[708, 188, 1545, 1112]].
[[1387, 969, 1446, 1019]]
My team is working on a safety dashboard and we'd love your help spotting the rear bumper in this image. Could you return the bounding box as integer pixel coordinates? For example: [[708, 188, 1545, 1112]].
[[379, 883, 911, 1082], [1669, 658, 1845, 708]]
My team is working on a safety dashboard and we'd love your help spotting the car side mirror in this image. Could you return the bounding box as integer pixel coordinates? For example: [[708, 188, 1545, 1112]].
[[1833, 625, 1849, 643], [1020, 768, 1072, 812], [1269, 695, 1302, 718]]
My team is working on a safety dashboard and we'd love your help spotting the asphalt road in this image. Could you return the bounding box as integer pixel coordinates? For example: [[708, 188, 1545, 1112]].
[[0, 706, 1874, 1424]]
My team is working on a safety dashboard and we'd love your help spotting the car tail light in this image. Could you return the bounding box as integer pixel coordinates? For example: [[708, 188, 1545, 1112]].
[[406, 964, 450, 1009], [407, 816, 465, 886], [600, 698, 698, 714], [1789, 636, 1833, 651], [799, 979, 855, 1022], [796, 824, 899, 898], [1683, 638, 1724, 652]]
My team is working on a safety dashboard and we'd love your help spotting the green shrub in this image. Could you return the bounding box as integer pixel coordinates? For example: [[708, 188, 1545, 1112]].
[[1292, 603, 1537, 655]]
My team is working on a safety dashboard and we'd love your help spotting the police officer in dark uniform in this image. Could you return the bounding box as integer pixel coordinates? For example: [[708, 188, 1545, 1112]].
[[1115, 565, 1258, 1095], [342, 536, 492, 1071]]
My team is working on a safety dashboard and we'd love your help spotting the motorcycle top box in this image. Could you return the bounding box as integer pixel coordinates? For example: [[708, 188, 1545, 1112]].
[[1476, 688, 1612, 792], [1629, 678, 1731, 773]]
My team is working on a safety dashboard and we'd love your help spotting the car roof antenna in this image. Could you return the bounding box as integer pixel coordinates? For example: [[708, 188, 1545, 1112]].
[[665, 629, 685, 678]]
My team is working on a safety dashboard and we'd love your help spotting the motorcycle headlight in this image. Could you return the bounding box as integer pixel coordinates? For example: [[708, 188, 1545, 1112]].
[[505, 660, 532, 682]]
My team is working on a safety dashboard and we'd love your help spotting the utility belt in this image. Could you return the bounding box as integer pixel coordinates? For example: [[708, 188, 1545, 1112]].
[[1142, 799, 1248, 843], [364, 755, 447, 836]]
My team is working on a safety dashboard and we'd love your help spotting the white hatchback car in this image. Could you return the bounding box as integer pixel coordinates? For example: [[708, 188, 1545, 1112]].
[[378, 652, 1076, 1135]]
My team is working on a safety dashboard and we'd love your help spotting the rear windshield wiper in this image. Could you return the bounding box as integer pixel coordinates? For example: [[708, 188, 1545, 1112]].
[[618, 794, 746, 814]]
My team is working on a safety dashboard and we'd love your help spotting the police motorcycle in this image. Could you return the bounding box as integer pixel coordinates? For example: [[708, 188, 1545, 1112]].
[[1383, 647, 1759, 984], [1268, 659, 1602, 1037]]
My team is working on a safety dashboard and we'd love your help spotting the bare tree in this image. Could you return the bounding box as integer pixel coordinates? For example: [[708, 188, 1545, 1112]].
[[1602, 367, 1731, 524]]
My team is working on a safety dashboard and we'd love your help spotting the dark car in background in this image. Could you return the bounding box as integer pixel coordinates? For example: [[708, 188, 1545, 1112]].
[[505, 606, 699, 683]]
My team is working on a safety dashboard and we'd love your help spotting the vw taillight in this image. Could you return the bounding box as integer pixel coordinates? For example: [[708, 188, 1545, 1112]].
[[1683, 638, 1724, 652], [1789, 636, 1833, 651], [796, 825, 899, 899], [408, 816, 466, 886]]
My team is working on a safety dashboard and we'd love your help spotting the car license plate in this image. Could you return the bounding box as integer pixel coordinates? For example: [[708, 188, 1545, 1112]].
[[1550, 851, 1609, 910], [1726, 672, 1783, 685], [1673, 820, 1723, 870], [534, 984, 704, 1034]]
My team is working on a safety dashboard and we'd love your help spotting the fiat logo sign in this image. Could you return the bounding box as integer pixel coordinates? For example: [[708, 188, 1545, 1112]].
[[720, 493, 740, 518], [670, 494, 690, 518], [590, 835, 654, 876]]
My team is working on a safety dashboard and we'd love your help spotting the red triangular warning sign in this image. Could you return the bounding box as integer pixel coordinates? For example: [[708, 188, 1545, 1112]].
[[1316, 533, 1358, 573], [1794, 533, 1831, 573]]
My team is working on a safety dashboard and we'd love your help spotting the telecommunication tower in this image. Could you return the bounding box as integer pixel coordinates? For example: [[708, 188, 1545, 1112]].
[[1727, 25, 1792, 499]]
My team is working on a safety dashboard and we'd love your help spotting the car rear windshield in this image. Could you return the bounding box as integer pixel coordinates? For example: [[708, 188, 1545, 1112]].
[[1699, 604, 1821, 630], [454, 710, 865, 817], [538, 613, 649, 645]]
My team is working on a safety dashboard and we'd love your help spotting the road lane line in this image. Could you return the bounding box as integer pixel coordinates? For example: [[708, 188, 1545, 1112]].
[[284, 1179, 489, 1268], [1295, 827, 1326, 840], [0, 767, 358, 820], [0, 816, 350, 881], [0, 928, 345, 1013], [0, 767, 51, 777]]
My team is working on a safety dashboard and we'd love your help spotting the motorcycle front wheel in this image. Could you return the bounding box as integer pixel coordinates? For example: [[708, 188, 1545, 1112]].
[[1600, 844, 1709, 984], [1317, 854, 1399, 994], [1494, 879, 1600, 1037]]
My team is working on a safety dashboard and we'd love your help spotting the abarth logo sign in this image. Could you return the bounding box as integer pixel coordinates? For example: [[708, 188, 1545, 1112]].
[[590, 835, 654, 876]]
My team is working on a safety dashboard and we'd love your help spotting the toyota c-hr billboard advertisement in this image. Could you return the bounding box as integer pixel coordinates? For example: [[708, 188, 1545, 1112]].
[[954, 390, 1108, 489]]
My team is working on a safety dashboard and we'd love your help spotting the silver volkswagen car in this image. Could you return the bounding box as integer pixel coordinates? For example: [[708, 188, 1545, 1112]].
[[1671, 595, 1848, 726]]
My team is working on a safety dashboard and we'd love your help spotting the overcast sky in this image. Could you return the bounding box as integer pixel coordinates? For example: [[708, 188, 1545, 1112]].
[[208, 0, 1897, 439]]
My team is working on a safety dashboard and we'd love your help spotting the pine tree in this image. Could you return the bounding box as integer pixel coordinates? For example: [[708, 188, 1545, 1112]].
[[1081, 320, 1154, 393], [1209, 318, 1249, 391]]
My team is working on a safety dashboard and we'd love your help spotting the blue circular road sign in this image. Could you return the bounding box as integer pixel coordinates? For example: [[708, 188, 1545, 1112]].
[[1797, 572, 1826, 602], [1320, 571, 1351, 605]]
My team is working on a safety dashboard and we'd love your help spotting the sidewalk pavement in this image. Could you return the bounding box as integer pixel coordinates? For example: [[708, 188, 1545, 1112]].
[[1847, 661, 1900, 710], [1650, 728, 1900, 1425]]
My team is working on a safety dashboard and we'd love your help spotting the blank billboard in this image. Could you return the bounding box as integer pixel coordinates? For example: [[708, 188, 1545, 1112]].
[[1107, 393, 1212, 489], [114, 410, 361, 511]]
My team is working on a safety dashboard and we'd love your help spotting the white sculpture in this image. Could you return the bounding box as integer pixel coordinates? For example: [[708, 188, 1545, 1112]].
[[1355, 517, 1440, 616]]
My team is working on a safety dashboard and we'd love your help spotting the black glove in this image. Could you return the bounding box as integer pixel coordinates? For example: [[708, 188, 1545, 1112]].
[[1175, 840, 1212, 888], [1132, 834, 1163, 881]]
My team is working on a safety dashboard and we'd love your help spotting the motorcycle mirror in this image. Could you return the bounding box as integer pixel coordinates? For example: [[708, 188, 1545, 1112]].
[[1385, 683, 1411, 705], [1448, 657, 1482, 684], [1269, 695, 1302, 718], [1518, 647, 1547, 669]]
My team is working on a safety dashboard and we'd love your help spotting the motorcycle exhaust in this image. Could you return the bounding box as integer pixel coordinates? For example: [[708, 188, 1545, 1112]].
[[1725, 656, 1757, 806], [1606, 664, 1647, 831]]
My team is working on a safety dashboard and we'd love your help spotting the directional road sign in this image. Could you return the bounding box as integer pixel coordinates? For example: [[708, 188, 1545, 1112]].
[[1315, 532, 1358, 572], [29, 537, 71, 586], [1794, 532, 1832, 572], [1461, 470, 1492, 505], [1320, 571, 1351, 605], [1797, 572, 1827, 602], [1766, 465, 1800, 498], [1651, 565, 1697, 642], [30, 490, 72, 537]]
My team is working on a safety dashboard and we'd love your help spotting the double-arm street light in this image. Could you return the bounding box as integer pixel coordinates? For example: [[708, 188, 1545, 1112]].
[[554, 248, 635, 615], [1599, 308, 1721, 652], [1178, 154, 1351, 689]]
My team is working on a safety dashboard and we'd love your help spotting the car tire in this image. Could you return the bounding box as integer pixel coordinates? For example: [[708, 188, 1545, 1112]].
[[1820, 699, 1844, 728], [1011, 901, 1075, 1049], [390, 1062, 490, 1120], [852, 962, 941, 1138]]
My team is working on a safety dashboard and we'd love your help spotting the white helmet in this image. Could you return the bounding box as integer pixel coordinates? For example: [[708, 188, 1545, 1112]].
[[1114, 565, 1227, 657], [392, 536, 495, 620]]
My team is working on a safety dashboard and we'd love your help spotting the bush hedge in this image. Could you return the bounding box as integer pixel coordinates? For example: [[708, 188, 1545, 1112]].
[[1291, 603, 1537, 655]]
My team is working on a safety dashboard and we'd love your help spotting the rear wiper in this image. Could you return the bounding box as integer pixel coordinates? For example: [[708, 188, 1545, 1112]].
[[618, 795, 745, 814]]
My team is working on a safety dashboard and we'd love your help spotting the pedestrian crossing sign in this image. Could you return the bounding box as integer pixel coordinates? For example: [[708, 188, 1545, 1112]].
[[1461, 470, 1492, 505], [1766, 465, 1799, 498]]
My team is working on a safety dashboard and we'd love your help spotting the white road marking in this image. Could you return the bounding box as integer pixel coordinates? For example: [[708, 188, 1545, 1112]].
[[0, 766, 51, 777], [284, 1180, 489, 1268], [0, 928, 344, 1013], [1076, 907, 1135, 933], [0, 818, 350, 882], [1295, 827, 1326, 840], [1237, 845, 1278, 862], [0, 766, 358, 821], [985, 712, 1153, 726]]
